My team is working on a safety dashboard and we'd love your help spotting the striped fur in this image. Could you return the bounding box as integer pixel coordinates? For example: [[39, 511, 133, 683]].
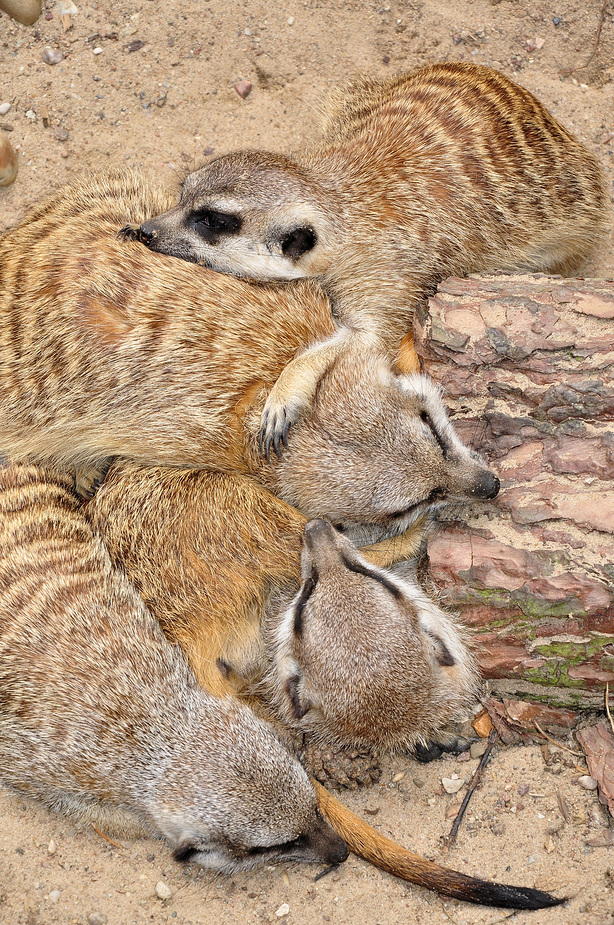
[[0, 461, 347, 871]]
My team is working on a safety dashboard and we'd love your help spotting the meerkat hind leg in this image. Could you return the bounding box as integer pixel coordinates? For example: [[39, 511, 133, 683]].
[[260, 329, 352, 461]]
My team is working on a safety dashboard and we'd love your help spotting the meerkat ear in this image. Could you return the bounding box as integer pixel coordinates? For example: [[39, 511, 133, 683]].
[[286, 673, 313, 719], [280, 227, 317, 260], [426, 631, 456, 667]]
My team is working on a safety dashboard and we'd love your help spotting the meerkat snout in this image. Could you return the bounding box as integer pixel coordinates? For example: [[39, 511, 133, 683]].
[[471, 469, 500, 500]]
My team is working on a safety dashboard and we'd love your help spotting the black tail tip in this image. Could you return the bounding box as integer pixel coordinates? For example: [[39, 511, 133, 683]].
[[480, 882, 566, 911]]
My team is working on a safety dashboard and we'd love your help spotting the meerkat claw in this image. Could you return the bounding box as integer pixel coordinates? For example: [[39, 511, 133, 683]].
[[260, 408, 293, 464], [116, 223, 142, 243]]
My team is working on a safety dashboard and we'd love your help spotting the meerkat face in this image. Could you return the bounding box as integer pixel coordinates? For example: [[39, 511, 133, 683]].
[[152, 703, 348, 874], [272, 519, 478, 751], [133, 151, 339, 281], [275, 354, 500, 543]]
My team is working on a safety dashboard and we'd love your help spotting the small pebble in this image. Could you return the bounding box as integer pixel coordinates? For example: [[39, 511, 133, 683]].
[[87, 914, 108, 925], [391, 771, 405, 783], [287, 16, 294, 25], [155, 881, 172, 901], [42, 47, 64, 65], [47, 839, 56, 855], [53, 125, 69, 142], [517, 782, 530, 796], [0, 103, 11, 116], [26, 110, 37, 122], [577, 775, 598, 791], [442, 776, 465, 794], [0, 135, 18, 186], [276, 903, 290, 918], [552, 16, 563, 26], [49, 890, 61, 903], [527, 854, 536, 865], [93, 47, 103, 55], [470, 740, 488, 760], [235, 79, 252, 99]]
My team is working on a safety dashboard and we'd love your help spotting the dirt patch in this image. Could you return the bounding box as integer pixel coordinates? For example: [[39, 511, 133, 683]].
[[1, 2, 613, 924]]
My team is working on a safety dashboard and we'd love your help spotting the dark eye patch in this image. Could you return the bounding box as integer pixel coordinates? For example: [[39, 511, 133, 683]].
[[388, 486, 446, 520], [191, 209, 242, 241], [292, 570, 318, 637], [419, 410, 448, 458], [340, 553, 402, 600], [280, 226, 317, 260]]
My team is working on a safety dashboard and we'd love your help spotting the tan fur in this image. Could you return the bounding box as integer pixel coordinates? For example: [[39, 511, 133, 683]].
[[0, 168, 499, 544], [0, 462, 562, 909], [135, 62, 608, 443], [86, 463, 477, 753], [0, 461, 347, 872]]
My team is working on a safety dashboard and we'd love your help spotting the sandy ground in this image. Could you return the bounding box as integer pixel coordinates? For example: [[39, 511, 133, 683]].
[[1, 1, 613, 924]]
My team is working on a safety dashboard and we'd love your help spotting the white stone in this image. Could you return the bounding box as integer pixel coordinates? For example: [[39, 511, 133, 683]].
[[0, 103, 11, 116], [442, 776, 465, 794], [578, 775, 598, 791], [155, 881, 172, 900], [275, 903, 290, 918]]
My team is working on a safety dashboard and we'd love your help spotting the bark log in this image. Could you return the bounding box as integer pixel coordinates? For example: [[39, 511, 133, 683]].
[[414, 274, 614, 710]]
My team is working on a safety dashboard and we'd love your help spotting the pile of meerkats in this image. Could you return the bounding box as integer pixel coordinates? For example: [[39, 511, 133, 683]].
[[0, 62, 608, 909]]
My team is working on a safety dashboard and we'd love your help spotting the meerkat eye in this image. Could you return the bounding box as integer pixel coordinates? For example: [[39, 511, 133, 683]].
[[191, 209, 242, 240], [280, 226, 317, 260], [340, 553, 403, 600], [292, 570, 318, 637], [419, 410, 448, 457]]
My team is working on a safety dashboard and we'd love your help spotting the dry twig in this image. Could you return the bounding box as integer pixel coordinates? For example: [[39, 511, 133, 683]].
[[90, 824, 123, 850], [560, 0, 609, 76], [533, 721, 584, 757], [605, 682, 614, 736], [444, 729, 496, 849]]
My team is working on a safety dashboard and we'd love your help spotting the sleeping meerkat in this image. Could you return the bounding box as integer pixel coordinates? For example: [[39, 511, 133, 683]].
[[86, 463, 478, 755], [0, 168, 499, 541], [0, 461, 348, 873], [2, 460, 562, 910], [125, 62, 608, 451]]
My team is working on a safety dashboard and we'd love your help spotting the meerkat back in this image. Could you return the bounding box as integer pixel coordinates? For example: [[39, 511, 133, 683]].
[[0, 461, 347, 871]]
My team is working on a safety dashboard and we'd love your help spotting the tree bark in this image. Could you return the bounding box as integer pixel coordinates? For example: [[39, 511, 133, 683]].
[[414, 274, 614, 710]]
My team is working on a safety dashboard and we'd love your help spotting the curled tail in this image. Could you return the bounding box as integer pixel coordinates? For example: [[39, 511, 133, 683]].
[[315, 782, 564, 911]]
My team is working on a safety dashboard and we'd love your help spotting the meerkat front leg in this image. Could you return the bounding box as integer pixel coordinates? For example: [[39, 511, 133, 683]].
[[260, 327, 354, 460]]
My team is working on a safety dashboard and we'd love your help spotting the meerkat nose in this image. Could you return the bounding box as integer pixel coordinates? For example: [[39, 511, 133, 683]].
[[139, 220, 158, 243], [473, 470, 500, 500], [303, 518, 334, 544]]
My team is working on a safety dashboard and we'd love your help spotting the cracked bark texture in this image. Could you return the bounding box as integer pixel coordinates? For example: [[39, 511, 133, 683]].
[[415, 275, 614, 709]]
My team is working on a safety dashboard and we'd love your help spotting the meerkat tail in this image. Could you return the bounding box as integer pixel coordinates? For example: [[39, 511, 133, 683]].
[[314, 782, 564, 910]]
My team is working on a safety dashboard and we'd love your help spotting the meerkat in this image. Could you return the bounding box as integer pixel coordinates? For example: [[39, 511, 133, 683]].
[[0, 461, 348, 872], [0, 169, 499, 542], [126, 62, 608, 450], [1, 461, 562, 910], [85, 462, 477, 757]]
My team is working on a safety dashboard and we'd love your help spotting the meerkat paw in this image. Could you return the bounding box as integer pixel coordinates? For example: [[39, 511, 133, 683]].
[[301, 742, 382, 791], [74, 458, 114, 501], [259, 391, 309, 463], [116, 222, 143, 243], [413, 735, 476, 763]]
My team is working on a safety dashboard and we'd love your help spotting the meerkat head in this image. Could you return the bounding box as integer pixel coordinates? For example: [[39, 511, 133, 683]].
[[135, 151, 340, 281], [273, 350, 500, 543], [149, 697, 348, 873], [271, 519, 478, 751]]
